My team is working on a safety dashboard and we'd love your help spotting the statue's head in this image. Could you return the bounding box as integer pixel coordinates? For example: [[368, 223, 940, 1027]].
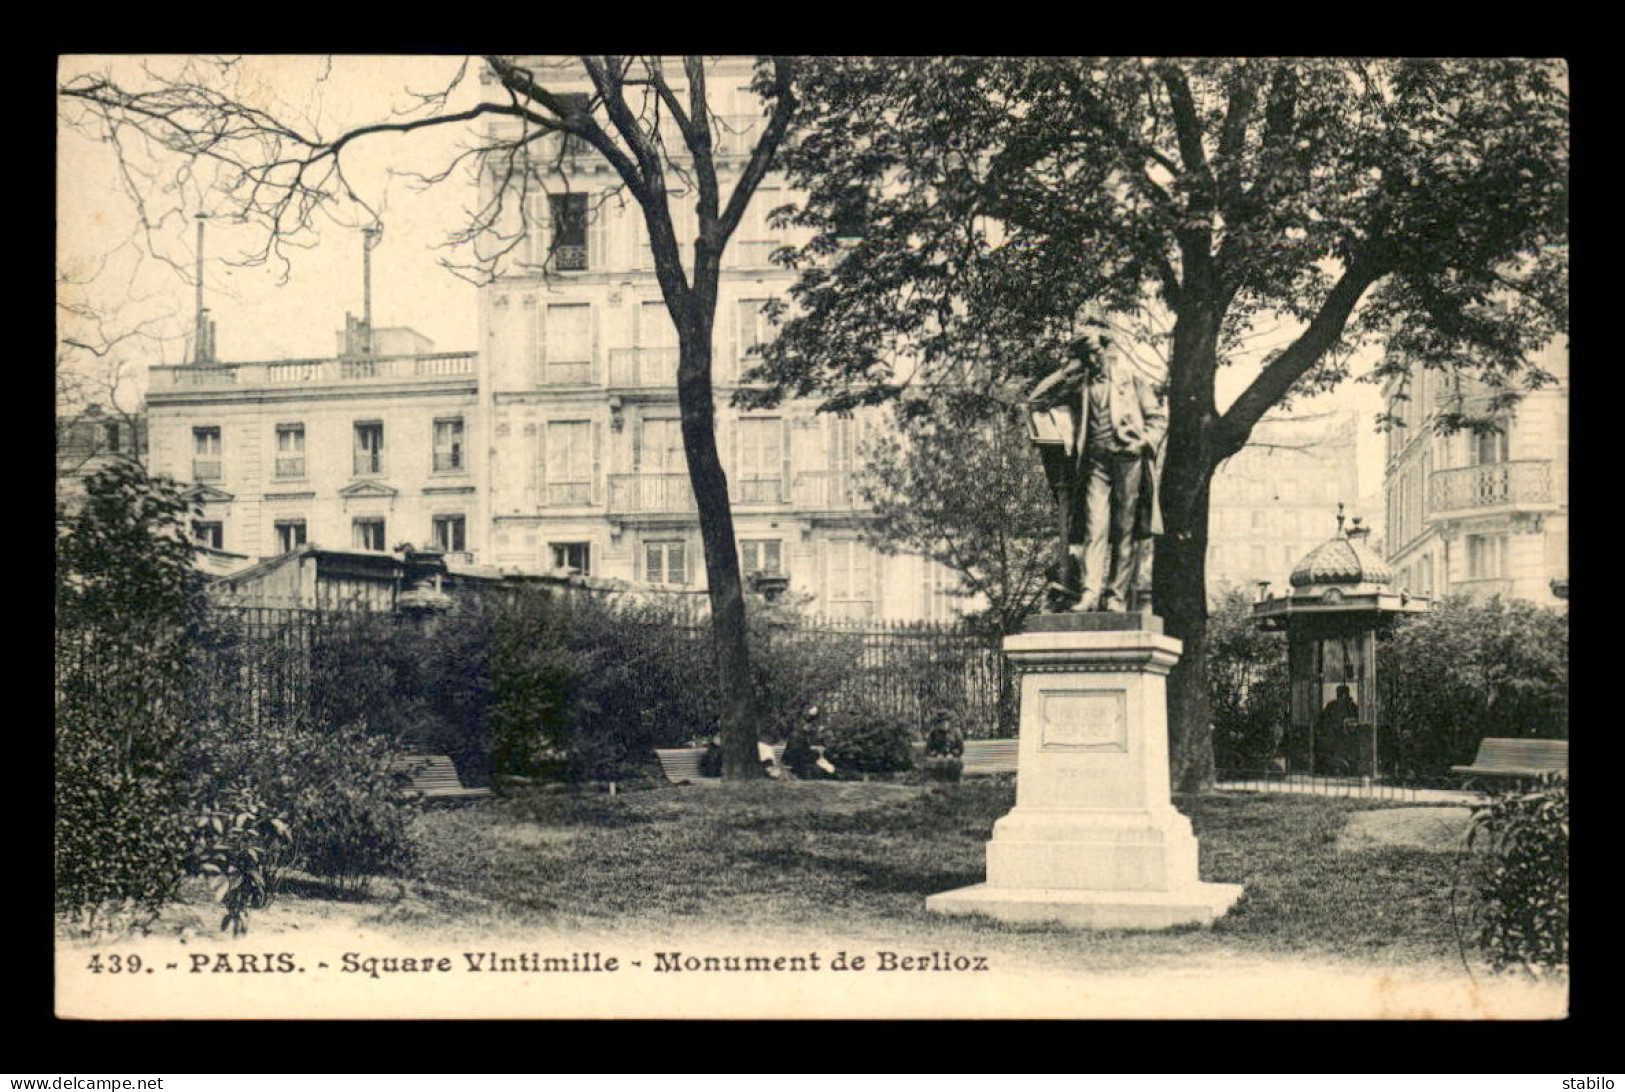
[[1065, 333, 1112, 382]]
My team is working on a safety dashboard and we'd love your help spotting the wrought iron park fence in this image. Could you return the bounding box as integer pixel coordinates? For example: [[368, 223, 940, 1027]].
[[56, 595, 1016, 746]]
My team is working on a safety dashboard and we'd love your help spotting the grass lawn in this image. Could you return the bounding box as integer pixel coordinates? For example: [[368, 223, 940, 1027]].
[[398, 780, 1472, 974]]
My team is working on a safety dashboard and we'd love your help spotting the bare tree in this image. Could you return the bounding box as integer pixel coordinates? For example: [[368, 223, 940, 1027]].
[[60, 55, 800, 779]]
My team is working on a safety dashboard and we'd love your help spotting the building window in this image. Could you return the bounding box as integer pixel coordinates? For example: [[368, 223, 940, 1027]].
[[826, 539, 876, 618], [353, 517, 386, 552], [193, 426, 222, 481], [645, 540, 688, 586], [922, 561, 958, 622], [737, 417, 785, 503], [274, 519, 307, 554], [550, 542, 591, 575], [1471, 427, 1510, 466], [432, 515, 466, 554], [1466, 534, 1507, 580], [433, 418, 465, 472], [353, 421, 384, 475], [275, 423, 306, 479], [544, 303, 593, 385], [736, 298, 774, 378], [191, 520, 223, 550], [549, 192, 589, 271], [740, 538, 783, 575], [545, 420, 594, 505]]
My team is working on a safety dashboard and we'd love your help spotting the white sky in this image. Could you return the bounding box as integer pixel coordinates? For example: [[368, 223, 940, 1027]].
[[56, 54, 1388, 499]]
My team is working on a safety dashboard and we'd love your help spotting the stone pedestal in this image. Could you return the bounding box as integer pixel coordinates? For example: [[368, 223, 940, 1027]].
[[926, 613, 1243, 930]]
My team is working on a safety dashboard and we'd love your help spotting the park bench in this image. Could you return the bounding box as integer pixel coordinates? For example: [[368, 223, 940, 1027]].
[[1450, 738, 1568, 785], [654, 744, 786, 784], [960, 738, 1020, 777], [390, 754, 493, 805]]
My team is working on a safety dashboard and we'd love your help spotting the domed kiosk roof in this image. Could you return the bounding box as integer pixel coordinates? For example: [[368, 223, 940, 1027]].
[[1289, 519, 1392, 589], [1253, 508, 1428, 630]]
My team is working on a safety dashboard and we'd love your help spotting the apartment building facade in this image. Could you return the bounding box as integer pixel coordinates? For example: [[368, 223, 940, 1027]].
[[477, 57, 963, 621], [1206, 411, 1365, 599], [1381, 341, 1569, 606], [144, 331, 482, 568], [56, 403, 148, 509]]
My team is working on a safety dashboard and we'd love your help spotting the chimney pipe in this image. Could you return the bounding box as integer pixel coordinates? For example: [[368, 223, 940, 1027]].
[[361, 225, 381, 356], [194, 213, 209, 363]]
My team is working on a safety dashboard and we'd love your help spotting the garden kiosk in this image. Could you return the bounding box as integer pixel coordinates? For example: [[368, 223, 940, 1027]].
[[1252, 508, 1429, 779]]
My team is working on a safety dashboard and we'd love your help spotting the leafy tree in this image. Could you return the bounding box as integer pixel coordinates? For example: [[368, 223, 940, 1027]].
[[59, 55, 801, 779], [745, 57, 1567, 790], [855, 398, 1053, 632], [55, 462, 205, 921]]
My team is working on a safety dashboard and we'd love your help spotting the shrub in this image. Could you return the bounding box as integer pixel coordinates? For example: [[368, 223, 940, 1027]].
[[191, 711, 416, 902], [55, 462, 204, 924], [1458, 776, 1568, 973], [188, 786, 294, 936], [1206, 585, 1289, 775], [822, 707, 916, 776], [1380, 597, 1568, 780]]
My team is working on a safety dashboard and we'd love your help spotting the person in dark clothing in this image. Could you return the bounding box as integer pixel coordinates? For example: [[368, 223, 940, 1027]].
[[782, 705, 830, 780], [698, 737, 723, 778], [924, 710, 964, 758]]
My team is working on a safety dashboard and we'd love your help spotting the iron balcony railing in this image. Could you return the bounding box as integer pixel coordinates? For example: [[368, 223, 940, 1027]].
[[274, 457, 306, 479], [540, 360, 595, 387], [1452, 576, 1516, 600], [736, 476, 788, 504], [353, 450, 384, 476], [553, 244, 588, 272], [151, 352, 476, 392], [1429, 460, 1554, 514], [792, 470, 868, 510], [608, 347, 679, 388], [433, 451, 464, 473], [608, 473, 697, 515], [545, 482, 594, 507], [192, 459, 222, 482]]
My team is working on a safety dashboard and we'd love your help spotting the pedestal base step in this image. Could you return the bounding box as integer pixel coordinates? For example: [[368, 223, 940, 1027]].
[[925, 881, 1245, 931]]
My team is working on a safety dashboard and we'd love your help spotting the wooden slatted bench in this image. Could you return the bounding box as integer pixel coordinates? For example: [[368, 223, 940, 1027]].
[[654, 744, 786, 784], [390, 754, 494, 804], [960, 738, 1019, 777], [1450, 738, 1568, 784]]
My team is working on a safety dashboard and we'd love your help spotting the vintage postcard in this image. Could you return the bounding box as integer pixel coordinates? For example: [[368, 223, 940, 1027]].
[[55, 55, 1569, 1020]]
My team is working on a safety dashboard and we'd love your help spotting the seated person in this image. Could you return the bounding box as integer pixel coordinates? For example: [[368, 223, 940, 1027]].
[[783, 705, 834, 779], [924, 710, 964, 759]]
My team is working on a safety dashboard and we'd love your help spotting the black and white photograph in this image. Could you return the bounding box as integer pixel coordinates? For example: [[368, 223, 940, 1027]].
[[54, 55, 1569, 1020]]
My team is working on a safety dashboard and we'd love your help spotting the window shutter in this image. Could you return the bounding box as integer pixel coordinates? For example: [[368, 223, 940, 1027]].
[[539, 194, 559, 268], [527, 294, 542, 387], [632, 414, 644, 472], [721, 298, 737, 384], [590, 302, 600, 385], [780, 417, 791, 502], [531, 421, 545, 507], [591, 421, 603, 506], [720, 416, 737, 503]]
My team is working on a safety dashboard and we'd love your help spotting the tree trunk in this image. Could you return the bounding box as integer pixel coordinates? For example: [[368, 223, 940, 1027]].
[[674, 320, 763, 781], [1154, 307, 1222, 794]]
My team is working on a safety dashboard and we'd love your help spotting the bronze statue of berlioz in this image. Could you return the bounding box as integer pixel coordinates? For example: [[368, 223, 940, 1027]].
[[1027, 336, 1168, 613]]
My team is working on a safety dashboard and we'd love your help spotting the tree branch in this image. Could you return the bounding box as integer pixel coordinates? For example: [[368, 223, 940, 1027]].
[[1216, 256, 1389, 459]]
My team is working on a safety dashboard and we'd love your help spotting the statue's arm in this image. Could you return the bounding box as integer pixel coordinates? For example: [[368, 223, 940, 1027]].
[[1029, 360, 1084, 408], [1141, 375, 1170, 451]]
